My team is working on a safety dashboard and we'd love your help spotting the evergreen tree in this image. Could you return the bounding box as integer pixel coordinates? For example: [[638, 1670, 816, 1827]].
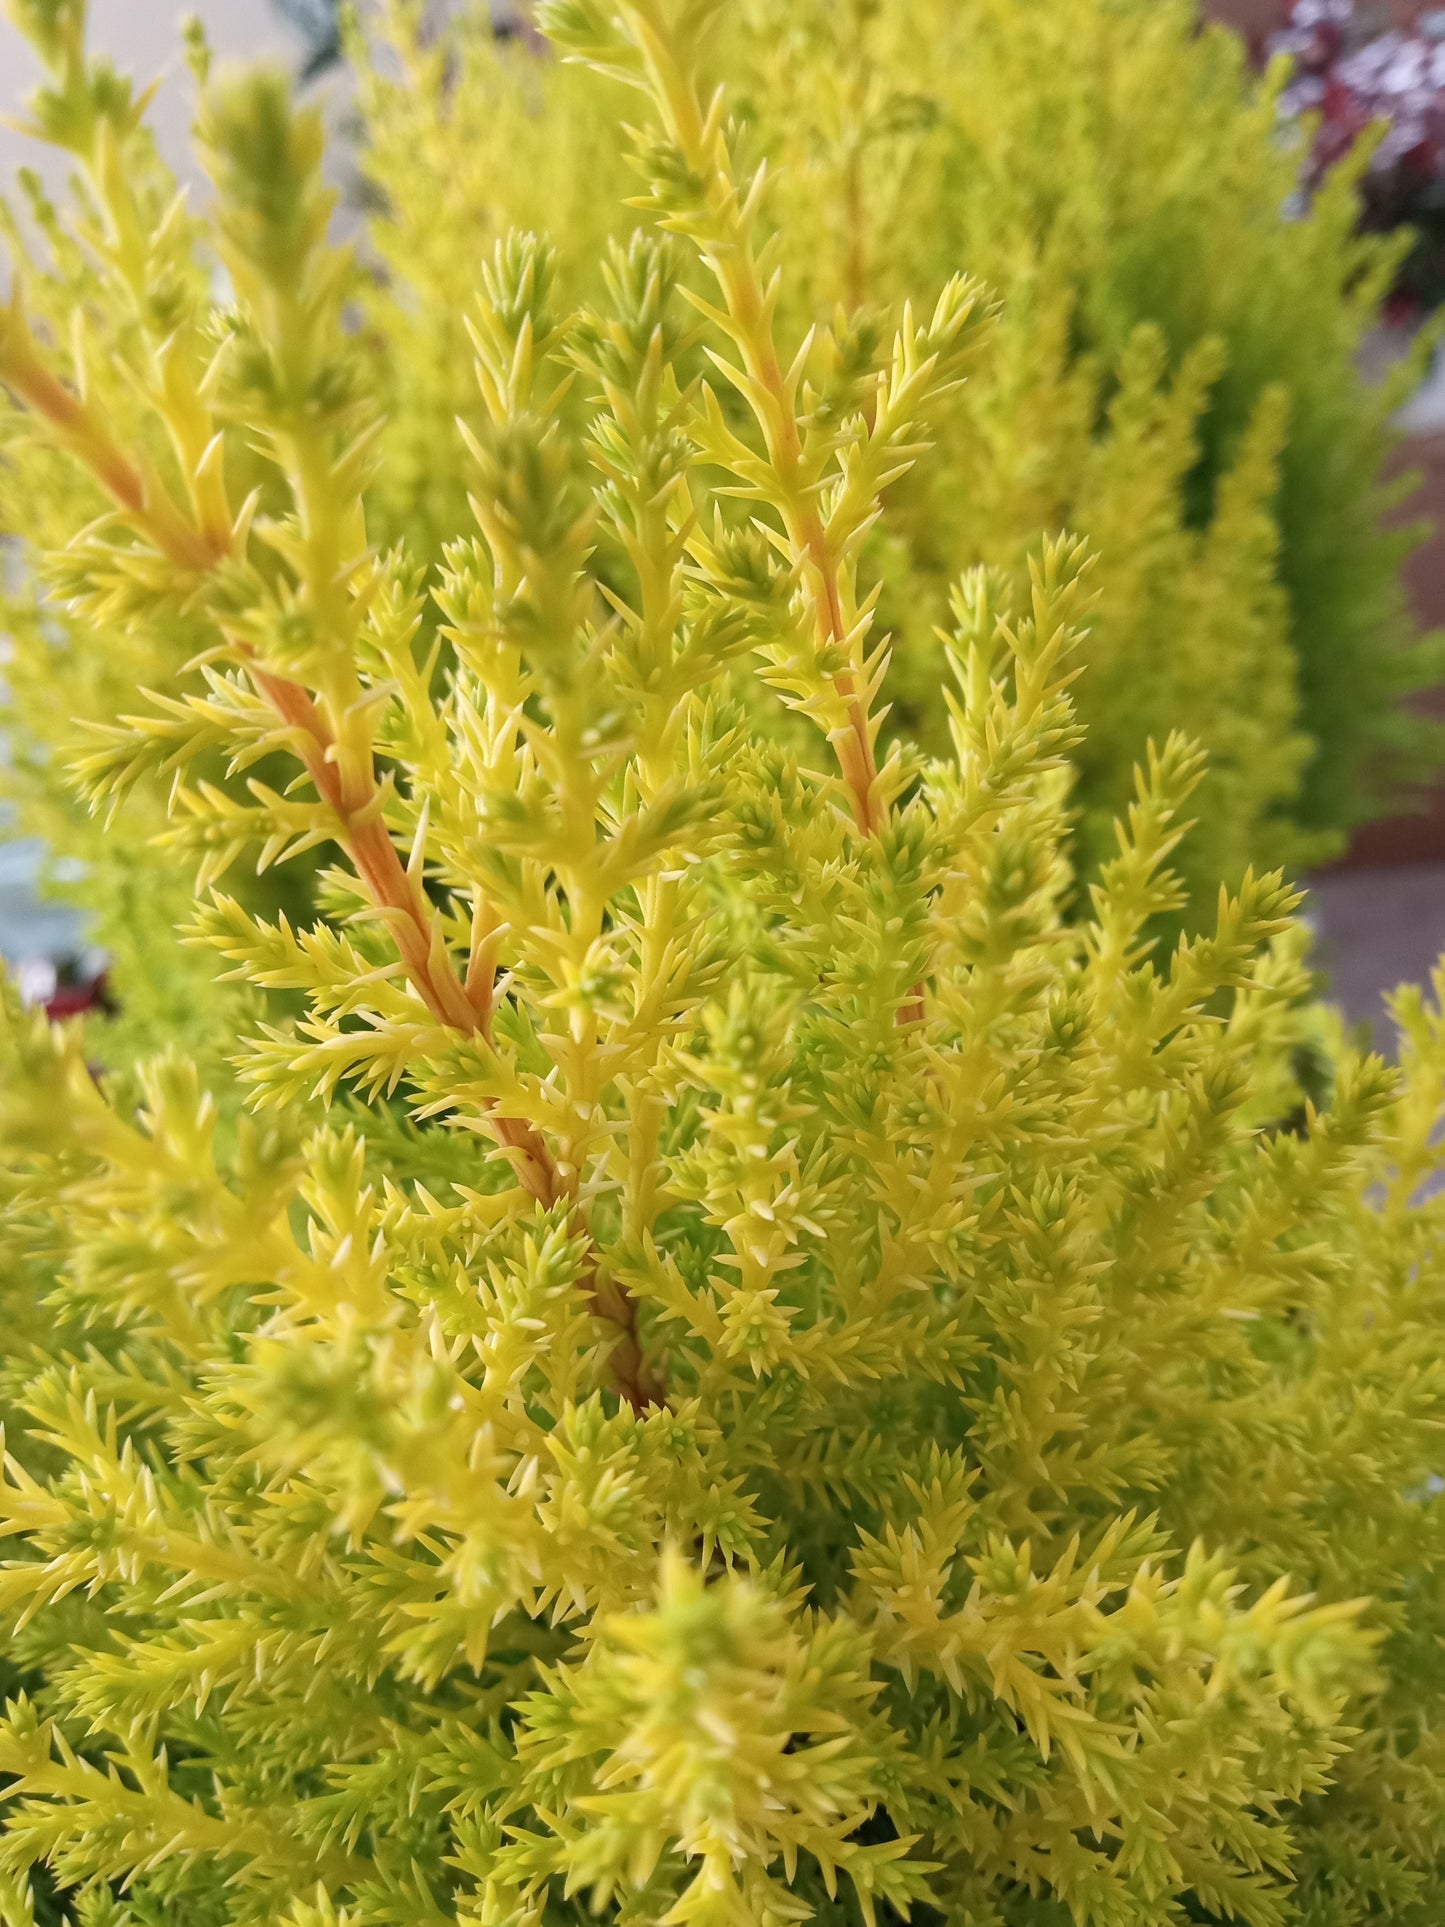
[[0, 3, 1444, 1924]]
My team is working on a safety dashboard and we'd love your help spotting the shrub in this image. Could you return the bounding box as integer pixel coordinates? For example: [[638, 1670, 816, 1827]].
[[351, 0, 1441, 916], [2, 3, 1445, 1925]]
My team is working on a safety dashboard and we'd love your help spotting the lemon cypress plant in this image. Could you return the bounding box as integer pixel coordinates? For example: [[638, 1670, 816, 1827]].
[[2, 3, 1445, 1925]]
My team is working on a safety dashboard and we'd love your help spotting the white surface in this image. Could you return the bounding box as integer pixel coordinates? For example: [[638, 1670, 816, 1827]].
[[1396, 346, 1445, 435], [1309, 862, 1445, 1049], [0, 3, 299, 200], [0, 838, 81, 963]]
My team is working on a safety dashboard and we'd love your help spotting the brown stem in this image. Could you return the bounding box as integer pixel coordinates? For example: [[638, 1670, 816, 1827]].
[[259, 683, 664, 1408], [252, 669, 566, 1212], [0, 328, 223, 572]]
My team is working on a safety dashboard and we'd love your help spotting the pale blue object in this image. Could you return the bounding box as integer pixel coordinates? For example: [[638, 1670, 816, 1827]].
[[0, 836, 82, 965]]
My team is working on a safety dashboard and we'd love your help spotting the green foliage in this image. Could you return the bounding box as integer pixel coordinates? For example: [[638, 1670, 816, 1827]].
[[0, 4, 320, 1081], [1, 3, 1445, 1925], [348, 0, 1442, 918]]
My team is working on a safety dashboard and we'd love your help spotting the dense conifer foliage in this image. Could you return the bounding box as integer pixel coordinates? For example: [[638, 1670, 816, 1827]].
[[352, 0, 1439, 912], [1, 3, 1445, 1923]]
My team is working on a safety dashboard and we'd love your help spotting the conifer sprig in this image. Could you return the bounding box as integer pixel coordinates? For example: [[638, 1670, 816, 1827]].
[[541, 0, 994, 845]]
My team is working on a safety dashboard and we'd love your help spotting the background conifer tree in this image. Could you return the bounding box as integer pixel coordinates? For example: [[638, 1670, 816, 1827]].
[[0, 2, 1444, 1924]]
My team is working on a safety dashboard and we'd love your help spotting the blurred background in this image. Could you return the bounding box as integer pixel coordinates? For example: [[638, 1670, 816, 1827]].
[[7, 0, 1445, 1044], [1205, 1, 1445, 1039]]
